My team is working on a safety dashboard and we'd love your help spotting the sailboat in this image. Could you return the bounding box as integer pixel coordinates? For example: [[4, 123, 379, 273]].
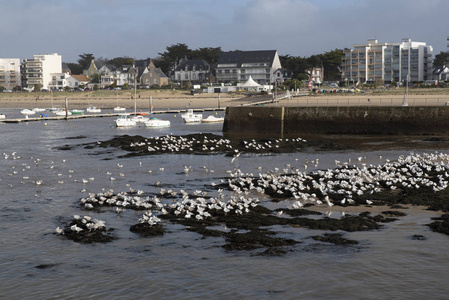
[[113, 91, 125, 111]]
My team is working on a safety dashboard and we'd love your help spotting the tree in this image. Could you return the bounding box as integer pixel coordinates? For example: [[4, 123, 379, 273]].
[[433, 51, 449, 66], [77, 53, 95, 69], [157, 43, 193, 74], [158, 43, 192, 62], [66, 63, 83, 75], [107, 57, 134, 68], [320, 49, 344, 81], [191, 47, 221, 64]]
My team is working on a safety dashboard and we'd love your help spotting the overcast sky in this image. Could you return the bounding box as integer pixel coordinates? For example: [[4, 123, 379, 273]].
[[1, 0, 448, 63]]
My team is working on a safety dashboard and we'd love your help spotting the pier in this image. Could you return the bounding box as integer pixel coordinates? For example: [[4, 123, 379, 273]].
[[0, 107, 225, 124]]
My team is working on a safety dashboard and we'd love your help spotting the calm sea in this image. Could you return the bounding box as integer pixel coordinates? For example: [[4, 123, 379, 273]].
[[0, 108, 448, 299]]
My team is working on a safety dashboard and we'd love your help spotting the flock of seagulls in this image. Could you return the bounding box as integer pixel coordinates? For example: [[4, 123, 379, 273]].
[[127, 134, 307, 155], [3, 137, 449, 238], [226, 152, 449, 208], [56, 214, 107, 235], [77, 186, 261, 227]]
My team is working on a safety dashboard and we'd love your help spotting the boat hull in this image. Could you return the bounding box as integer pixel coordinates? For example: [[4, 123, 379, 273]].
[[144, 118, 170, 127]]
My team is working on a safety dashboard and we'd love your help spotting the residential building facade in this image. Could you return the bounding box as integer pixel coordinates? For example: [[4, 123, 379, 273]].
[[215, 50, 282, 84], [305, 67, 323, 85], [22, 53, 62, 90], [174, 59, 210, 83], [342, 39, 433, 84], [274, 68, 293, 83], [83, 59, 99, 79], [49, 72, 71, 90], [0, 58, 21, 90], [140, 61, 168, 87]]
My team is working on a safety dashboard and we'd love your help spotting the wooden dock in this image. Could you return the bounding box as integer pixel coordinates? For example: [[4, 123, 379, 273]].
[[0, 107, 225, 124]]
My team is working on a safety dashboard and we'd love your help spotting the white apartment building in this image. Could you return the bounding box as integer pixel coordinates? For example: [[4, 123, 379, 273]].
[[216, 50, 282, 84], [23, 53, 62, 90], [0, 58, 21, 90], [342, 39, 433, 84]]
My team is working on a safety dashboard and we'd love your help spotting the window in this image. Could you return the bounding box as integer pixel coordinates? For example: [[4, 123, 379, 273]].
[[218, 70, 222, 74], [240, 69, 245, 74], [225, 70, 230, 74], [185, 74, 188, 80], [232, 69, 237, 73]]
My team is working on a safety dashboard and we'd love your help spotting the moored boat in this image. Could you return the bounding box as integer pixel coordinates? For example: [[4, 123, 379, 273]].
[[113, 106, 126, 112], [144, 117, 170, 127], [181, 109, 202, 123], [115, 113, 137, 127], [201, 115, 224, 123], [21, 109, 36, 115], [0, 114, 5, 119], [87, 106, 101, 113], [131, 115, 149, 123], [32, 108, 46, 112], [71, 109, 84, 115], [54, 109, 72, 116]]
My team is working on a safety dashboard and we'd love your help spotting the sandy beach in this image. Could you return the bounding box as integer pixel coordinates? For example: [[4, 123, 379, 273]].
[[1, 88, 449, 111], [0, 89, 250, 111]]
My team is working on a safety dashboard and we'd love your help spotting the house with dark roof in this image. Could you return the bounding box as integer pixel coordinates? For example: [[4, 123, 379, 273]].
[[173, 59, 210, 83], [274, 68, 293, 83], [115, 65, 138, 87], [140, 61, 168, 87], [433, 65, 449, 82], [83, 59, 100, 79], [216, 50, 282, 84]]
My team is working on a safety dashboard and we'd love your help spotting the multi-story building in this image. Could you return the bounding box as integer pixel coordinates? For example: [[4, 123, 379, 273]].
[[341, 39, 433, 84], [22, 53, 62, 90], [173, 59, 210, 83], [0, 58, 21, 90], [216, 50, 282, 84]]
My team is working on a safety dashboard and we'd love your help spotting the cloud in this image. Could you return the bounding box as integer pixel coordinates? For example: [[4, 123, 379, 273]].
[[1, 0, 448, 63]]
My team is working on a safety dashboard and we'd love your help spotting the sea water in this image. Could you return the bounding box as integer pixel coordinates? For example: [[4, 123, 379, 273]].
[[0, 110, 448, 299]]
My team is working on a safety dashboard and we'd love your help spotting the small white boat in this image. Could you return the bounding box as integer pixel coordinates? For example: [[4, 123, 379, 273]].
[[87, 106, 101, 113], [113, 106, 126, 112], [131, 115, 149, 123], [21, 109, 36, 115], [201, 115, 224, 123], [181, 109, 202, 123], [115, 113, 137, 127], [144, 117, 170, 127], [54, 109, 72, 116], [32, 108, 46, 112], [0, 114, 6, 120]]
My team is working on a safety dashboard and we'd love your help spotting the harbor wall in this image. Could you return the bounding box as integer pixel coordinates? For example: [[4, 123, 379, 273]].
[[222, 106, 449, 136]]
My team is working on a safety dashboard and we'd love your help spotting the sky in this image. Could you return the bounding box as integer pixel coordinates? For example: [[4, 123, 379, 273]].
[[1, 0, 448, 63]]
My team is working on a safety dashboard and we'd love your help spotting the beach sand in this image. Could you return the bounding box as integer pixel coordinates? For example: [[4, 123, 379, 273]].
[[0, 89, 250, 110], [1, 88, 449, 110]]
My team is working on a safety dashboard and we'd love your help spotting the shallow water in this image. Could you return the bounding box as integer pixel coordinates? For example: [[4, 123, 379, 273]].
[[0, 111, 448, 299]]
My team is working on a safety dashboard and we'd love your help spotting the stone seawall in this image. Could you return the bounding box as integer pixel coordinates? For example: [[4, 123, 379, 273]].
[[222, 106, 449, 136]]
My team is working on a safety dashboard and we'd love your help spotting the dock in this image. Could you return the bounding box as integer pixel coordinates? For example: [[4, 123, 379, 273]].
[[0, 107, 225, 124]]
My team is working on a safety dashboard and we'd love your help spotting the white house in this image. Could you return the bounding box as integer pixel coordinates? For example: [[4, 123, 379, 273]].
[[66, 74, 89, 89], [49, 72, 71, 90]]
